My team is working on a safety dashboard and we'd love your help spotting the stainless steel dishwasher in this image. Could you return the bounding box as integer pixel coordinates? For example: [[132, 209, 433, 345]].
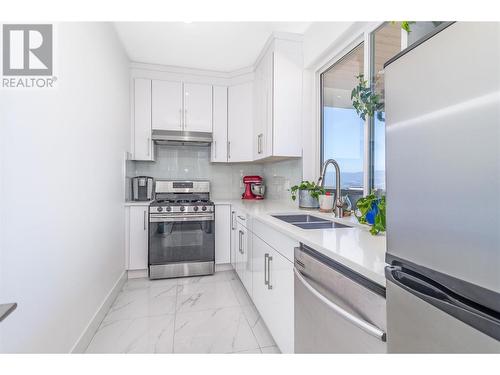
[[294, 244, 387, 353]]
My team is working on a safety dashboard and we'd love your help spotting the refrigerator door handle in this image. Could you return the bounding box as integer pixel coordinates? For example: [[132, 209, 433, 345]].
[[386, 266, 500, 341]]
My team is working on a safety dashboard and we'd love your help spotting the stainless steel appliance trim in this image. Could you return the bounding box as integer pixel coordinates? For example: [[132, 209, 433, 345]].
[[294, 268, 386, 341], [151, 129, 212, 144], [155, 180, 210, 194], [150, 213, 214, 223], [386, 265, 500, 341], [149, 262, 215, 280]]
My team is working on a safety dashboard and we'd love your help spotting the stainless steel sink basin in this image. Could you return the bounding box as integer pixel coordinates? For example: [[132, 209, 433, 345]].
[[271, 214, 351, 229]]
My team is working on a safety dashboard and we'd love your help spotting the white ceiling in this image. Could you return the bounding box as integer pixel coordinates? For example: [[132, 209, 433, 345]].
[[113, 22, 311, 72]]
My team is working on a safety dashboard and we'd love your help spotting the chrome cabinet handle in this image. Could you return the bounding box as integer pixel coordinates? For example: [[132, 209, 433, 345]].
[[214, 140, 217, 159], [147, 138, 151, 156], [227, 141, 231, 160], [293, 268, 386, 341], [179, 109, 183, 128], [264, 253, 269, 286], [237, 215, 246, 220], [231, 211, 236, 230], [184, 108, 188, 129], [267, 255, 273, 290], [238, 230, 244, 254], [143, 210, 147, 230]]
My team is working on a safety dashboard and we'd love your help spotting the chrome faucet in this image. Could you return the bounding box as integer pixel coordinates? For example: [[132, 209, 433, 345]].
[[317, 159, 344, 218]]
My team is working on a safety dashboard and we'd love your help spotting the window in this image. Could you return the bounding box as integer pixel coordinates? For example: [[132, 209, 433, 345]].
[[370, 22, 402, 192], [320, 22, 445, 198], [321, 42, 365, 198]]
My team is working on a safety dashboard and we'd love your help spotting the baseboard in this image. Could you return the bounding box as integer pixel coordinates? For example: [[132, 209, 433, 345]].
[[70, 270, 127, 353], [215, 263, 233, 272], [127, 269, 148, 279]]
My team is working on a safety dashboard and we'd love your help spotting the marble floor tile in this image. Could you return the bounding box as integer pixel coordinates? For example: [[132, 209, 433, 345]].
[[124, 277, 178, 292], [176, 280, 239, 313], [87, 271, 280, 354], [229, 277, 254, 306], [261, 345, 281, 354], [241, 304, 276, 348], [103, 287, 177, 322], [86, 314, 175, 353], [174, 306, 260, 353], [177, 270, 236, 285]]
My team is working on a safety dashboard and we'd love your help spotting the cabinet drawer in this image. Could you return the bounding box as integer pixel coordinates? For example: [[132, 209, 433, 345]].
[[235, 208, 251, 230], [252, 219, 297, 263]]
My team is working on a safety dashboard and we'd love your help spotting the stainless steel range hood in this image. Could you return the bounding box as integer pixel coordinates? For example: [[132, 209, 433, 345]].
[[152, 129, 212, 146]]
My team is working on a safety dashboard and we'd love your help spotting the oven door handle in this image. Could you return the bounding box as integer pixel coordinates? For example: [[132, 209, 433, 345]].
[[150, 214, 214, 223]]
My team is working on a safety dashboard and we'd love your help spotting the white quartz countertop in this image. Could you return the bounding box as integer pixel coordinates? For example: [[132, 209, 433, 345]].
[[215, 199, 387, 287]]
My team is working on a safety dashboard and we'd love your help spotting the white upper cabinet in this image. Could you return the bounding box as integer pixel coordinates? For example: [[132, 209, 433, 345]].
[[211, 86, 228, 162], [183, 83, 213, 133], [253, 38, 303, 160], [133, 78, 154, 161], [152, 80, 183, 131], [228, 81, 254, 162]]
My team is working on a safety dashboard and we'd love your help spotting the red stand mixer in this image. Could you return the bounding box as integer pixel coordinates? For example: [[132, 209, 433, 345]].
[[242, 176, 265, 200]]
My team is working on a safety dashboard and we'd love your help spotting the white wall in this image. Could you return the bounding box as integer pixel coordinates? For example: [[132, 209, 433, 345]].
[[0, 23, 130, 352]]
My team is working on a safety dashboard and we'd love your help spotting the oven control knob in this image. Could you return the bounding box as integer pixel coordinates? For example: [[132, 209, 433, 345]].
[[193, 206, 199, 212], [157, 206, 163, 212], [202, 206, 207, 211], [180, 206, 185, 212], [166, 206, 171, 212]]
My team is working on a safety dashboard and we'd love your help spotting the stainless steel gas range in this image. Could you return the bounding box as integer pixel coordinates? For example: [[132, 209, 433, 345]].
[[148, 180, 215, 279]]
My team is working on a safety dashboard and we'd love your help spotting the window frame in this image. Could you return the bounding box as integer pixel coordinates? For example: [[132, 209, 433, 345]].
[[316, 22, 392, 198]]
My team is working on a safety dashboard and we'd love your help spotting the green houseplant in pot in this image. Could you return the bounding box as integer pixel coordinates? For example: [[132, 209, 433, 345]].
[[355, 193, 386, 235], [290, 181, 325, 209]]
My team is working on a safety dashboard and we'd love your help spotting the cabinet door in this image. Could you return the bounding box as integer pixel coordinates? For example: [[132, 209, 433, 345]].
[[215, 204, 231, 264], [211, 86, 228, 162], [251, 234, 268, 316], [129, 206, 149, 270], [227, 82, 254, 162], [184, 83, 213, 132], [262, 49, 274, 158], [152, 80, 183, 131], [253, 61, 265, 160], [266, 248, 294, 353], [133, 78, 153, 161], [235, 222, 245, 280]]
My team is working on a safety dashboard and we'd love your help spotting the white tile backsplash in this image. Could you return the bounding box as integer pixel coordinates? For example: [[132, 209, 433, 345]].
[[127, 145, 302, 201]]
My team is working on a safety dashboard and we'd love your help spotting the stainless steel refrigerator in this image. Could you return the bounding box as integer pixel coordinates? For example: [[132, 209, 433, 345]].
[[384, 22, 500, 353]]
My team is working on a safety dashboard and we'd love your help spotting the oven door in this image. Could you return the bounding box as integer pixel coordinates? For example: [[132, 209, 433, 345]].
[[148, 213, 215, 279]]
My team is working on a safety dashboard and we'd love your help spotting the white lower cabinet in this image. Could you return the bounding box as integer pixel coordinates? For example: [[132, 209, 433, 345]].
[[235, 221, 252, 297], [251, 233, 294, 353], [215, 204, 231, 264], [127, 205, 149, 270]]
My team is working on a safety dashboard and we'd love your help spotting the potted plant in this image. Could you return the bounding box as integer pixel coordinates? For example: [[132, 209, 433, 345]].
[[355, 193, 386, 235], [290, 181, 325, 209]]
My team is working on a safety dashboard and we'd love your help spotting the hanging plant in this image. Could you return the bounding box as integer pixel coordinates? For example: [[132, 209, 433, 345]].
[[351, 74, 384, 122], [391, 21, 415, 33]]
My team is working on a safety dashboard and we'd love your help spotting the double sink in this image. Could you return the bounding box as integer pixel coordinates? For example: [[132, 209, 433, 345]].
[[272, 214, 352, 230]]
